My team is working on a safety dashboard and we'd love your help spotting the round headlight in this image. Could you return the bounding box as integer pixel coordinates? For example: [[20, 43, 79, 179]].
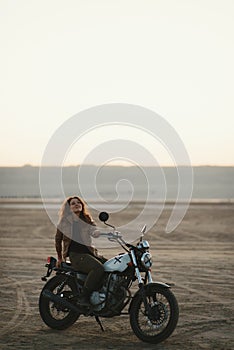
[[140, 252, 152, 270], [137, 240, 150, 250]]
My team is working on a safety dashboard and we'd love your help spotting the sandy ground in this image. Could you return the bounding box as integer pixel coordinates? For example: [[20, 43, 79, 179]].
[[0, 203, 233, 350]]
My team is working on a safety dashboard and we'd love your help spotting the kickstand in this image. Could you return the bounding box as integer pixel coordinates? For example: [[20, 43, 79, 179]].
[[95, 316, 104, 332]]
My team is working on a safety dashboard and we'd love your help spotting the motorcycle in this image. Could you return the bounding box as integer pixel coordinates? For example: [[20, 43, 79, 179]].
[[39, 212, 179, 344]]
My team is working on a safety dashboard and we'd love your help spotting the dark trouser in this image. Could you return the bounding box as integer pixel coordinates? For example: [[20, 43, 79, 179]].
[[69, 252, 105, 293]]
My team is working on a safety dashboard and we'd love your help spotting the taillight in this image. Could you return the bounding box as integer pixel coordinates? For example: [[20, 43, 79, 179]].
[[46, 256, 57, 267]]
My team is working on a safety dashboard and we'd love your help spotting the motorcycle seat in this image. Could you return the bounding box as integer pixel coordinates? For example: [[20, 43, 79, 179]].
[[61, 262, 87, 279]]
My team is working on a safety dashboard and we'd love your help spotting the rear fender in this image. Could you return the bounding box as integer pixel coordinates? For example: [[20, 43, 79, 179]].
[[41, 256, 57, 281], [128, 282, 171, 313]]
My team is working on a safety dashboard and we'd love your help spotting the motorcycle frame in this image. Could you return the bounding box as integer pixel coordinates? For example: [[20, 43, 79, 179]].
[[41, 230, 170, 317]]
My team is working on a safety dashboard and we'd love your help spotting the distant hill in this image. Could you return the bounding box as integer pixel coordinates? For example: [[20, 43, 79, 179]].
[[0, 166, 233, 201]]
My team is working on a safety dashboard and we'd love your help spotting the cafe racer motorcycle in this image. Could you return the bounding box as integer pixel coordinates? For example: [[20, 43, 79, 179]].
[[39, 212, 179, 344]]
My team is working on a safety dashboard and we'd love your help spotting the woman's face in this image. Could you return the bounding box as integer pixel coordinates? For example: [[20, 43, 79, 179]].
[[69, 198, 83, 215]]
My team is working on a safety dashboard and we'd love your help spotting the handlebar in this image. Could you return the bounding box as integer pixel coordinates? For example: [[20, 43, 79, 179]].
[[99, 232, 138, 254], [99, 231, 122, 239], [99, 231, 129, 247], [98, 231, 147, 253]]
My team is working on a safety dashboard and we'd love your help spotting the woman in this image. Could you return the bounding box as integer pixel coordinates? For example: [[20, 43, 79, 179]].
[[55, 196, 106, 305]]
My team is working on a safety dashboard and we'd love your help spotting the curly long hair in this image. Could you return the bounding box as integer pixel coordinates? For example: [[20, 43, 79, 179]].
[[59, 196, 94, 225]]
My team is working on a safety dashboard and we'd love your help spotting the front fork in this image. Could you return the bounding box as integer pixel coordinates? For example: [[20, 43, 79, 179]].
[[130, 250, 153, 313], [130, 250, 153, 285]]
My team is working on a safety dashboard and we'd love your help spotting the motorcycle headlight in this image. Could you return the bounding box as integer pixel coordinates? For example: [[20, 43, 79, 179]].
[[137, 240, 150, 250], [140, 252, 152, 270]]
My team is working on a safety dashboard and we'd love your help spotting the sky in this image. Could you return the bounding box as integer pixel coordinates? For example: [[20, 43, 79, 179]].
[[0, 0, 234, 166]]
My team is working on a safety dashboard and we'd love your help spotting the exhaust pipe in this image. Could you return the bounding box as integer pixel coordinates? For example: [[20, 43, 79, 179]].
[[42, 289, 80, 313]]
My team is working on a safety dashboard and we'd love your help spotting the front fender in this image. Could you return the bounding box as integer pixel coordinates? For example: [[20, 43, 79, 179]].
[[128, 282, 171, 313]]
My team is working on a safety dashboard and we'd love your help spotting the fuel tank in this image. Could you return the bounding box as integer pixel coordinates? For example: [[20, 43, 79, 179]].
[[103, 253, 131, 272]]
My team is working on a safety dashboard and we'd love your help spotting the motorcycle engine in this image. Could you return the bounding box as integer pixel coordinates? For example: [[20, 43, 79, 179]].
[[105, 274, 127, 311], [91, 273, 127, 314]]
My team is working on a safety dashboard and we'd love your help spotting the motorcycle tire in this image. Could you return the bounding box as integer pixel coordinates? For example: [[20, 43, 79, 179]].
[[130, 285, 179, 344], [39, 274, 80, 330]]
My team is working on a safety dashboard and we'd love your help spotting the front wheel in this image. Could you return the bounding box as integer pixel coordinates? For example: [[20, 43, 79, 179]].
[[130, 286, 179, 344], [39, 274, 80, 330]]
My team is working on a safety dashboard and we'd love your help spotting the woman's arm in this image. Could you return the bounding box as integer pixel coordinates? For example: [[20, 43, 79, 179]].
[[88, 220, 100, 238], [55, 228, 63, 265], [92, 229, 101, 238]]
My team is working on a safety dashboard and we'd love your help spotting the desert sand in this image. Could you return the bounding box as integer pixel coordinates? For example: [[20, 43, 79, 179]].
[[0, 203, 233, 350]]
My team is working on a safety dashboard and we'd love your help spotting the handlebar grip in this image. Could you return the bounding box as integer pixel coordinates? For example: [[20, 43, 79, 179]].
[[99, 232, 112, 236], [99, 232, 123, 239]]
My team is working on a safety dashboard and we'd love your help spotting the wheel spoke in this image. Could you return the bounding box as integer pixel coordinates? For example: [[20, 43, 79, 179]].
[[39, 275, 80, 330], [48, 283, 74, 320], [137, 291, 171, 336], [130, 286, 179, 343]]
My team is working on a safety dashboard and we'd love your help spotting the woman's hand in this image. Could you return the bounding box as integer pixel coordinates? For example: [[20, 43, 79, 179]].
[[92, 229, 101, 238], [56, 257, 63, 268]]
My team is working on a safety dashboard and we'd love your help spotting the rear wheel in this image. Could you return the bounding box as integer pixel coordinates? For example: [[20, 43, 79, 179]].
[[39, 275, 80, 330], [130, 286, 179, 344]]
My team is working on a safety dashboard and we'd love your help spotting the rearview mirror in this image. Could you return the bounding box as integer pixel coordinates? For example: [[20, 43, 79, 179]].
[[99, 212, 109, 222]]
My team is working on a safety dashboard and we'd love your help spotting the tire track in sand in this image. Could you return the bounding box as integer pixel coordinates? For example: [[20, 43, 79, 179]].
[[0, 278, 31, 337]]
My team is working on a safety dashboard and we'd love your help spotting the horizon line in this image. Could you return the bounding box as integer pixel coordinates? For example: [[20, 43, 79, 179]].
[[0, 164, 234, 168]]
